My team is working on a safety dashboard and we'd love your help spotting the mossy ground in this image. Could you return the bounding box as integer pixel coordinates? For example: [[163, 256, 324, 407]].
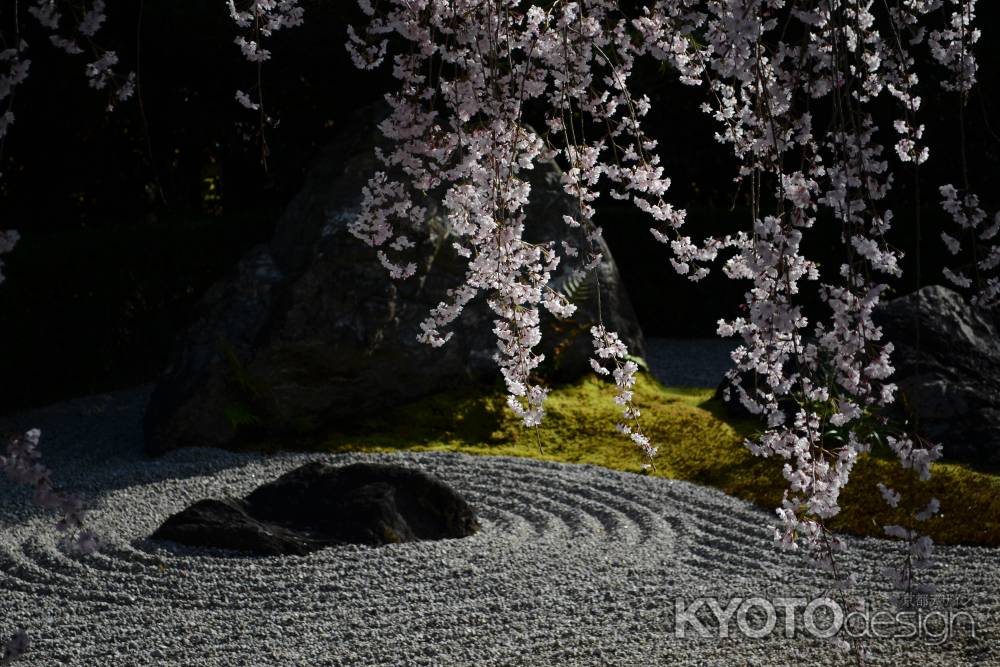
[[250, 371, 1000, 547]]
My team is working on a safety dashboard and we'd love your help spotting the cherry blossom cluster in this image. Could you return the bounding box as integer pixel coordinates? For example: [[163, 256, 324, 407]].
[[1, 2, 133, 147], [925, 1, 999, 306], [228, 0, 304, 63], [345, 3, 985, 625], [928, 0, 980, 94], [345, 0, 706, 449], [680, 1, 978, 607], [938, 184, 1000, 306], [227, 0, 304, 112], [877, 474, 942, 603], [343, 1, 646, 439], [0, 47, 30, 142], [591, 325, 655, 462], [0, 429, 99, 556], [26, 0, 133, 109]]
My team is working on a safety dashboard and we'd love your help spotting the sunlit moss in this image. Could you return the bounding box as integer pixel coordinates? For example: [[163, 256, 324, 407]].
[[246, 371, 1000, 547]]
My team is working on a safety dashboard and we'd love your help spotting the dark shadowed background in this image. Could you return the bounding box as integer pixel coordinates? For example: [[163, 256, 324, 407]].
[[1, 2, 998, 414]]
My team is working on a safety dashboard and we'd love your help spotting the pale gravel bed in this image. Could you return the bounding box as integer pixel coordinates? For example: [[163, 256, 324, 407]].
[[1, 386, 998, 666], [644, 337, 740, 389]]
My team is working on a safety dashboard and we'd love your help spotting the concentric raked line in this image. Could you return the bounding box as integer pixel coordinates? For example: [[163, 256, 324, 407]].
[[2, 450, 997, 666]]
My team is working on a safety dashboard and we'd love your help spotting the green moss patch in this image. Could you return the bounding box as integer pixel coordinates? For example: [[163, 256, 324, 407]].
[[250, 372, 1000, 547]]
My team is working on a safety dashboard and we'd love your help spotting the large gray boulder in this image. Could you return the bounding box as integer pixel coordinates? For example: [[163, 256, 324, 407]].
[[143, 108, 645, 455], [873, 285, 1000, 469]]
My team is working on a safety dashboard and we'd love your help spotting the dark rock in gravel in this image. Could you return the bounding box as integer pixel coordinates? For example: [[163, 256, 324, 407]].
[[873, 285, 1000, 469], [151, 462, 480, 555], [144, 106, 644, 455]]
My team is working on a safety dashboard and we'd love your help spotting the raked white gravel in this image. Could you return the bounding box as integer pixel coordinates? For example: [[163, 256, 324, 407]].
[[1, 385, 998, 666]]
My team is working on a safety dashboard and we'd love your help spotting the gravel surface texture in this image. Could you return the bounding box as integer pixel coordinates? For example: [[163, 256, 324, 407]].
[[644, 337, 739, 388], [1, 381, 998, 666]]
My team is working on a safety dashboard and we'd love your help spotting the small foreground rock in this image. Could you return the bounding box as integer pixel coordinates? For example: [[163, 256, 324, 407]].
[[151, 462, 480, 555]]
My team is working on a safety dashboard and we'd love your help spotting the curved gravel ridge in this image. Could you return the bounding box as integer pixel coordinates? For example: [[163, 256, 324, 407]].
[[1, 388, 998, 666]]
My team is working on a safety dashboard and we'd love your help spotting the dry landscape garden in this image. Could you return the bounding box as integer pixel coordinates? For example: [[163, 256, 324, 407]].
[[2, 1, 1000, 665]]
